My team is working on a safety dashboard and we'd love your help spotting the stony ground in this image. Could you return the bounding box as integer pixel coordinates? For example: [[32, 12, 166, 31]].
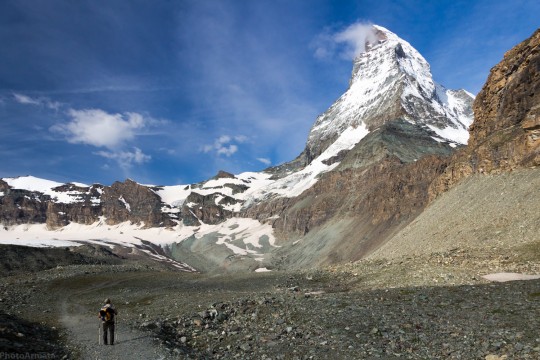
[[1, 242, 539, 360]]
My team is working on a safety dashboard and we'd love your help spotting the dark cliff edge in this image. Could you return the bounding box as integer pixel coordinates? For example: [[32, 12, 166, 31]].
[[429, 28, 540, 199]]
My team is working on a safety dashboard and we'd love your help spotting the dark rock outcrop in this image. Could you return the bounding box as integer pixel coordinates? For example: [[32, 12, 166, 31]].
[[101, 179, 175, 227], [0, 188, 50, 226], [181, 192, 235, 226]]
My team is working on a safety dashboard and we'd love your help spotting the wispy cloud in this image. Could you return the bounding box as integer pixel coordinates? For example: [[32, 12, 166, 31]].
[[94, 147, 151, 169], [13, 93, 41, 105], [47, 105, 166, 170], [256, 157, 271, 166], [13, 93, 61, 109]]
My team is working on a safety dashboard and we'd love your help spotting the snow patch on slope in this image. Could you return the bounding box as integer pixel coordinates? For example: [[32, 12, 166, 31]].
[[3, 176, 98, 204], [0, 216, 276, 268], [181, 217, 278, 258], [248, 124, 370, 200], [4, 176, 64, 192]]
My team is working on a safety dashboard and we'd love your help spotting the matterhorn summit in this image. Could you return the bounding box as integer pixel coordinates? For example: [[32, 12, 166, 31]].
[[305, 25, 474, 162]]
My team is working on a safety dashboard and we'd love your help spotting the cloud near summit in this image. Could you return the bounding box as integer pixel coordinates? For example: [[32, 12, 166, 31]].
[[314, 21, 378, 60]]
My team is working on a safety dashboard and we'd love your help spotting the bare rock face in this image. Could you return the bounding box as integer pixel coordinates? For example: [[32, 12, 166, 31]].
[[0, 179, 176, 230], [101, 179, 175, 227], [430, 28, 540, 198], [181, 192, 234, 226], [0, 188, 49, 226]]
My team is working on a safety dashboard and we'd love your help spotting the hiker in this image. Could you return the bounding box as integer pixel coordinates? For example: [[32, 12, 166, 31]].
[[99, 298, 118, 345]]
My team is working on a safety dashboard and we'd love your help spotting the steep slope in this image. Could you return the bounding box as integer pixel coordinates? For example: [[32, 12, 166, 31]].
[[372, 27, 540, 261], [430, 28, 540, 198], [369, 168, 540, 260]]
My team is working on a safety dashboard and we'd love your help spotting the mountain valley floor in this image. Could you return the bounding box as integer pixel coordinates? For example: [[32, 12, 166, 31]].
[[1, 240, 539, 360]]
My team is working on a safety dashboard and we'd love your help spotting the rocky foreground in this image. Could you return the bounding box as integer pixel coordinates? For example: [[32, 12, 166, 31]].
[[1, 242, 539, 360]]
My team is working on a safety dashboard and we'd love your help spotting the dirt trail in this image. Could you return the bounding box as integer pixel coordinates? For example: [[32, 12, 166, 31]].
[[56, 274, 174, 360]]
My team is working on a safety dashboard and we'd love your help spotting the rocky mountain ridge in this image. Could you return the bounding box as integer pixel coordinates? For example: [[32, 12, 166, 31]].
[[13, 25, 540, 273]]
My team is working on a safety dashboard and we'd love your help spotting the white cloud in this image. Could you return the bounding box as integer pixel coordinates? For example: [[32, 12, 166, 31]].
[[203, 135, 247, 157], [234, 135, 248, 143], [13, 93, 41, 105], [95, 147, 151, 169], [217, 144, 238, 156], [313, 21, 377, 60], [51, 109, 148, 149], [257, 157, 271, 166]]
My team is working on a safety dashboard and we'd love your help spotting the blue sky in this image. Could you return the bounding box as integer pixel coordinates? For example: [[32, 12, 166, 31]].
[[1, 0, 538, 186]]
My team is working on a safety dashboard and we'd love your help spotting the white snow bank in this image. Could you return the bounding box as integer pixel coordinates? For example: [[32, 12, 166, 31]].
[[482, 273, 540, 282], [0, 221, 199, 271], [247, 124, 369, 200], [0, 221, 185, 247], [4, 176, 64, 192], [153, 184, 191, 207]]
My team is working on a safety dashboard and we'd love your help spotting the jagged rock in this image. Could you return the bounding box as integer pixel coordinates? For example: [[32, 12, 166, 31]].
[[213, 170, 235, 179], [45, 185, 103, 229], [101, 179, 175, 227], [181, 192, 234, 226]]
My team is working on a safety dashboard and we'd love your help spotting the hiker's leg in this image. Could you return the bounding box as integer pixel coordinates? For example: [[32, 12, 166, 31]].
[[110, 323, 115, 345], [103, 322, 109, 345]]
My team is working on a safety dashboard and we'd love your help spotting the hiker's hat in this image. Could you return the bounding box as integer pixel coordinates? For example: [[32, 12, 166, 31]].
[[104, 298, 111, 304]]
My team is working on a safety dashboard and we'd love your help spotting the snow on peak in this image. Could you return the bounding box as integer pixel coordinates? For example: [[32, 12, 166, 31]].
[[2, 175, 94, 204], [307, 24, 474, 158]]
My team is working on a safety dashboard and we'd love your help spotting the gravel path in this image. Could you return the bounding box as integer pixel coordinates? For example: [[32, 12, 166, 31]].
[[57, 271, 175, 360], [61, 301, 172, 360]]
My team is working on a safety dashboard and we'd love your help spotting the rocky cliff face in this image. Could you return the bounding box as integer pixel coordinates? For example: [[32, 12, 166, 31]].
[[430, 28, 540, 198], [0, 184, 50, 227]]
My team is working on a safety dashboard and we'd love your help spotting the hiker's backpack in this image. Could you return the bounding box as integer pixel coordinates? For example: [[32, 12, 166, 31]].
[[99, 306, 113, 322]]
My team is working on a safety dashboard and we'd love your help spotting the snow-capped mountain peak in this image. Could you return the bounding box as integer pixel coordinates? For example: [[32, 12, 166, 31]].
[[306, 25, 474, 161]]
